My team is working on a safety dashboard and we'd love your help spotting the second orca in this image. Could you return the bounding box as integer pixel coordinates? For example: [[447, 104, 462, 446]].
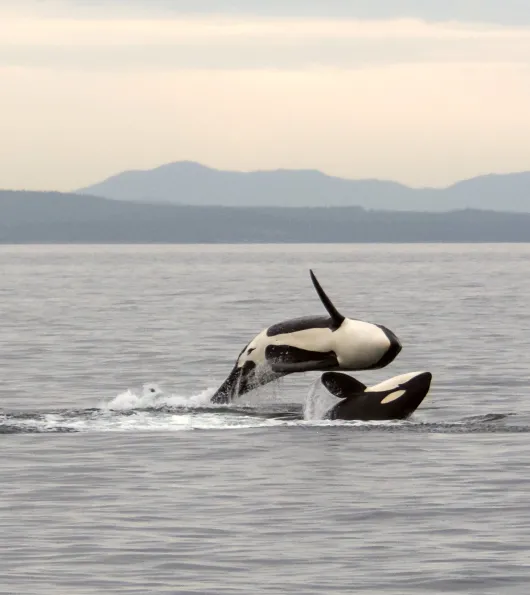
[[316, 370, 432, 421]]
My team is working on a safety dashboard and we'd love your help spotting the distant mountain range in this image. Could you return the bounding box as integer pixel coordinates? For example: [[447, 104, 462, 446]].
[[76, 161, 530, 212], [2, 190, 530, 243]]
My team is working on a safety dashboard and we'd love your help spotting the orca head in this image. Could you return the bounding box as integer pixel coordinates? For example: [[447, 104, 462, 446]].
[[339, 319, 402, 370], [372, 371, 432, 416], [371, 324, 402, 369], [396, 371, 432, 398]]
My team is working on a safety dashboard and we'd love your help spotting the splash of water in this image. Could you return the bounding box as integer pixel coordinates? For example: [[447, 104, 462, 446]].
[[0, 381, 525, 434], [303, 377, 340, 421], [98, 382, 217, 412]]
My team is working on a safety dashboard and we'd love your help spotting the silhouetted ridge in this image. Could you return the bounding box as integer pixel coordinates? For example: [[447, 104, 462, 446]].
[[76, 162, 530, 212], [2, 190, 530, 243]]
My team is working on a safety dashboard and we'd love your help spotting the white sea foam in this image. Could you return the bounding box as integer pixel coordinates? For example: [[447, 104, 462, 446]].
[[0, 382, 423, 434], [98, 383, 217, 412]]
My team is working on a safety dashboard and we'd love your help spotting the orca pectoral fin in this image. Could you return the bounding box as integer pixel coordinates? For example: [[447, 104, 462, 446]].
[[265, 344, 338, 374], [321, 372, 367, 399]]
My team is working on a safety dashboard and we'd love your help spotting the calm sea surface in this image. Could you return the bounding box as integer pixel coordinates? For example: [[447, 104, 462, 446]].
[[1, 244, 530, 594]]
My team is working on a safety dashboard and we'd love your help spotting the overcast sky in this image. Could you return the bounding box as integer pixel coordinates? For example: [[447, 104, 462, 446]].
[[2, 0, 530, 191]]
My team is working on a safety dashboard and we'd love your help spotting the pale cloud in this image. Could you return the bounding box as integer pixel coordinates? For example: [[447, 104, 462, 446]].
[[2, 6, 529, 74], [2, 15, 530, 72], [1, 2, 530, 191], [3, 15, 530, 46], [8, 0, 530, 25]]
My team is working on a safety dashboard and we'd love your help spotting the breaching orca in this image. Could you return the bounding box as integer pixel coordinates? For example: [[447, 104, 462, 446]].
[[210, 270, 402, 404], [316, 370, 432, 421]]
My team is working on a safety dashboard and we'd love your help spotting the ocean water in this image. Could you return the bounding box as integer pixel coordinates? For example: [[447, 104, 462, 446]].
[[1, 243, 530, 594]]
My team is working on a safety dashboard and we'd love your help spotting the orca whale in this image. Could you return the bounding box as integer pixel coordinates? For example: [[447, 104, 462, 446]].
[[210, 270, 402, 404], [315, 370, 432, 421]]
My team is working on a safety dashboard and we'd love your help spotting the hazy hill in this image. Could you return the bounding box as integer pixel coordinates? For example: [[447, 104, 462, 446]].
[[76, 161, 530, 212], [2, 190, 530, 243]]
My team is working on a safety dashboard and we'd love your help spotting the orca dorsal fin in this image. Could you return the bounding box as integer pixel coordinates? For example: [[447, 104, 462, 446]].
[[309, 270, 346, 330], [321, 372, 367, 399]]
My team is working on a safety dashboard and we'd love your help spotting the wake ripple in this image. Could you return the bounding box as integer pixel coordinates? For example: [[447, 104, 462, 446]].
[[0, 383, 527, 434]]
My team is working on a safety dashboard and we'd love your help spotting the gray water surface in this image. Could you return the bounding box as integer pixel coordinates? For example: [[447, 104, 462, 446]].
[[1, 244, 530, 594]]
